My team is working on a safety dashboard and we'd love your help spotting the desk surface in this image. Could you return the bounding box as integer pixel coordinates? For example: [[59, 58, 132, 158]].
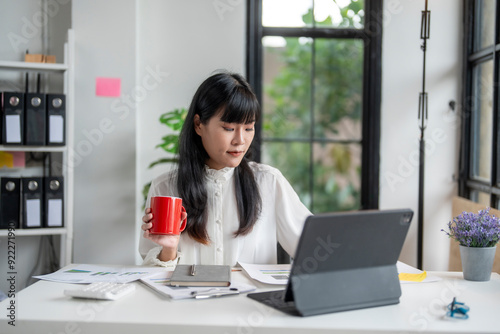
[[1, 265, 500, 334]]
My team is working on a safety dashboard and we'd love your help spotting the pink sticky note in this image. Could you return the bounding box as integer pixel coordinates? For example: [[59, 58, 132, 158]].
[[96, 77, 121, 97], [12, 151, 25, 167]]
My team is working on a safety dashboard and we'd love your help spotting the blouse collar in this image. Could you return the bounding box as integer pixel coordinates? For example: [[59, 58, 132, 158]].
[[204, 165, 235, 182]]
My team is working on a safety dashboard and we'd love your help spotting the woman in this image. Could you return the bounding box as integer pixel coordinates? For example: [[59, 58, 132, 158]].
[[140, 71, 311, 267]]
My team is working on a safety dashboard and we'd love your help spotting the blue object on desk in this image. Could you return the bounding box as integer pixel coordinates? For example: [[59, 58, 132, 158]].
[[446, 297, 469, 319]]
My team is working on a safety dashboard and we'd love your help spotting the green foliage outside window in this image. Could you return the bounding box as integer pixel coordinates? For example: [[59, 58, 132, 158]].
[[262, 2, 364, 213], [142, 108, 187, 208]]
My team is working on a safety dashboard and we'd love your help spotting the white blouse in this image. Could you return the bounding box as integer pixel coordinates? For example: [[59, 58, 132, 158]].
[[139, 162, 312, 267]]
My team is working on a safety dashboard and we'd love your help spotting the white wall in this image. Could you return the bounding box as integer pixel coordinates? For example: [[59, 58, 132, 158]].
[[380, 0, 462, 270], [72, 0, 137, 264], [0, 0, 70, 62], [135, 0, 246, 263]]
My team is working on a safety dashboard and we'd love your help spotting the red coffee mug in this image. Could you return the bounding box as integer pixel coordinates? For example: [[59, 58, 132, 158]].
[[150, 196, 187, 235]]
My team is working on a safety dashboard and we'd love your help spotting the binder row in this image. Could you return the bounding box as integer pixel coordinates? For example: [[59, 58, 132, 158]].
[[0, 176, 64, 229], [1, 91, 66, 146]]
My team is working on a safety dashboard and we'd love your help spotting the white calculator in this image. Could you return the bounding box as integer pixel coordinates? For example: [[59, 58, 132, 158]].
[[64, 282, 136, 300]]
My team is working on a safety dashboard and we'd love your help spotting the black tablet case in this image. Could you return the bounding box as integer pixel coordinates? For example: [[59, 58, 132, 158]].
[[248, 209, 413, 317]]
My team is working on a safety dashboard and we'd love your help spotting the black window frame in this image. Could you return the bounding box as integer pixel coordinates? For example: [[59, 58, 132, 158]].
[[459, 0, 500, 206], [246, 0, 382, 210]]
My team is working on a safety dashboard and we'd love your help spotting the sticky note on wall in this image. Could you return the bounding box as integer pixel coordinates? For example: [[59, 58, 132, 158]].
[[95, 77, 121, 97]]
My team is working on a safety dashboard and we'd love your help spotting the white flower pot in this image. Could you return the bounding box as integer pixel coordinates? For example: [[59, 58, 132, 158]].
[[459, 245, 496, 281]]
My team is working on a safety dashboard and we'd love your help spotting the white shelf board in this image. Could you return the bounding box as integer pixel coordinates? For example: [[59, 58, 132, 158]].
[[0, 60, 68, 72], [0, 228, 67, 237], [0, 145, 65, 152]]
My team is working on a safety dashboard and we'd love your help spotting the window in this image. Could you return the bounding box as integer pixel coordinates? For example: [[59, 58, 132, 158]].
[[460, 0, 499, 207], [247, 0, 382, 213]]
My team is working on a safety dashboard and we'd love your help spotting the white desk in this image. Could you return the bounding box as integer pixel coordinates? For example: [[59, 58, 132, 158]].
[[1, 265, 499, 334]]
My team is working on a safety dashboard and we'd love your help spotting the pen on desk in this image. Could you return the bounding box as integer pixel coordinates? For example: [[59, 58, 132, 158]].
[[190, 264, 196, 276], [191, 288, 239, 299]]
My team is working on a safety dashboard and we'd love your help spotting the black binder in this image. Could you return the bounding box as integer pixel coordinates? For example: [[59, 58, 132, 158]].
[[1, 92, 25, 145], [44, 176, 64, 227], [46, 94, 65, 146], [21, 177, 44, 228], [0, 178, 21, 229], [25, 93, 46, 146]]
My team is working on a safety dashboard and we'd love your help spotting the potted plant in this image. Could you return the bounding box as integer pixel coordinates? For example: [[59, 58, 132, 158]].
[[442, 208, 500, 281], [142, 108, 187, 208]]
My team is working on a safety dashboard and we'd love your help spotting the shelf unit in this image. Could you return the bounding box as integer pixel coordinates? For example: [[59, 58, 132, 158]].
[[0, 29, 74, 267]]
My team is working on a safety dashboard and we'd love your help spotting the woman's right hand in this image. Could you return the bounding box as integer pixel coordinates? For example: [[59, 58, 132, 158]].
[[141, 208, 187, 261]]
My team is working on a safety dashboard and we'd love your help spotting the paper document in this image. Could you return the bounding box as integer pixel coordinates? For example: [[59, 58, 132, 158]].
[[397, 261, 441, 283], [239, 261, 440, 285], [34, 264, 165, 284], [238, 262, 291, 285], [140, 271, 256, 300]]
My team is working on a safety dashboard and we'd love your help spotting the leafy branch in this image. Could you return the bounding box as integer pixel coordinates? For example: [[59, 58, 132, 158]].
[[142, 108, 187, 208]]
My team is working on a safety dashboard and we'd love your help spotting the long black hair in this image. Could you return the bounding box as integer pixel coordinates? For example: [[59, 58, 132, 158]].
[[177, 72, 262, 245]]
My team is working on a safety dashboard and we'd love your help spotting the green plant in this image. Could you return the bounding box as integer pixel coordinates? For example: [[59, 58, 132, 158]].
[[142, 108, 187, 208]]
